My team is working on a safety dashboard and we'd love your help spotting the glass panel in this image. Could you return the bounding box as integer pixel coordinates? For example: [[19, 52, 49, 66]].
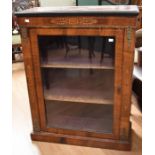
[[42, 68, 114, 104], [38, 35, 115, 134], [39, 36, 115, 69], [45, 100, 113, 133]]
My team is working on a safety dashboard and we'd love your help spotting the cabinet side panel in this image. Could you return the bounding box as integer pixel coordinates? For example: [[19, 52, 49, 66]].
[[120, 27, 136, 140], [112, 30, 124, 139], [20, 28, 41, 131], [29, 29, 47, 130]]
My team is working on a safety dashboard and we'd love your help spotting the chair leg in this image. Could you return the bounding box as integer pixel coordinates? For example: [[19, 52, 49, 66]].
[[64, 37, 70, 57], [88, 37, 95, 62], [78, 36, 81, 55], [100, 37, 106, 63], [44, 69, 50, 89]]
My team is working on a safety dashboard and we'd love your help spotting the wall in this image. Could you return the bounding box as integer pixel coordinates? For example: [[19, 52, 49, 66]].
[[39, 0, 135, 7], [39, 0, 76, 6]]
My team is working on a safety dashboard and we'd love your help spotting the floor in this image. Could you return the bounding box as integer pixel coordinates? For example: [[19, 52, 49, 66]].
[[12, 62, 142, 155]]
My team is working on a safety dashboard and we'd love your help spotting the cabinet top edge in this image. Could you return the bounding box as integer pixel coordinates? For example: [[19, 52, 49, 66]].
[[15, 5, 139, 17]]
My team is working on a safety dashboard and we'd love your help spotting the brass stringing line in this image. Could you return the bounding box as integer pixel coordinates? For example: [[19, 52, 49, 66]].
[[20, 25, 136, 29]]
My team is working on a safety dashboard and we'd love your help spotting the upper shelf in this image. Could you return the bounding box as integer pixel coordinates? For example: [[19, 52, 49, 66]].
[[15, 5, 139, 17]]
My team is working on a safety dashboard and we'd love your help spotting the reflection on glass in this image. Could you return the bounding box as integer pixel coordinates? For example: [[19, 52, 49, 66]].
[[38, 36, 115, 69]]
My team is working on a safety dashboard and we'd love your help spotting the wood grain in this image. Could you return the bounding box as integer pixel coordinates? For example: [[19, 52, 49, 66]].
[[119, 27, 136, 140], [17, 16, 137, 28], [20, 27, 41, 132]]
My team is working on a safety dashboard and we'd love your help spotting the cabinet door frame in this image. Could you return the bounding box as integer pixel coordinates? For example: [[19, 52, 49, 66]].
[[29, 28, 124, 140]]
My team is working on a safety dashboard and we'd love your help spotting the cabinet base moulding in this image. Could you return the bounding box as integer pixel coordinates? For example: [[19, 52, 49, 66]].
[[31, 131, 131, 150]]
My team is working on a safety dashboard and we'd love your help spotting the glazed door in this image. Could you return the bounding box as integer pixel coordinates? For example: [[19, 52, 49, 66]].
[[30, 28, 123, 139]]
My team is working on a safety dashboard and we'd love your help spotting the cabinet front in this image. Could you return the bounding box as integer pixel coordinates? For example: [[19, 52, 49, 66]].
[[30, 28, 123, 139]]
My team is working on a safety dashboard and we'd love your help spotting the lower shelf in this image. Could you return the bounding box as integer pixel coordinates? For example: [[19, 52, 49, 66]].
[[31, 131, 131, 150], [42, 68, 114, 104], [45, 100, 113, 134]]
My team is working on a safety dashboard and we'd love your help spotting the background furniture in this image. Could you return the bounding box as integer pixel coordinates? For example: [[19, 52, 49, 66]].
[[12, 34, 22, 62], [98, 0, 131, 5], [131, 0, 142, 111], [16, 5, 138, 150], [133, 29, 142, 111], [12, 0, 36, 62], [12, 14, 22, 62], [76, 0, 131, 6]]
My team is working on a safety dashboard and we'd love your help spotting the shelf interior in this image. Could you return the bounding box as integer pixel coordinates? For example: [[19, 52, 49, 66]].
[[42, 68, 114, 104], [39, 36, 115, 69], [46, 100, 113, 133], [41, 49, 114, 69], [38, 35, 115, 133]]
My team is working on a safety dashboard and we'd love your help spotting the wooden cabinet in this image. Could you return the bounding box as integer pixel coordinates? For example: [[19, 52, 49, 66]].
[[15, 6, 139, 150]]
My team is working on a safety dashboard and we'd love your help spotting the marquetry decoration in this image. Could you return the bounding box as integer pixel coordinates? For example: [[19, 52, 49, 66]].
[[50, 17, 97, 25]]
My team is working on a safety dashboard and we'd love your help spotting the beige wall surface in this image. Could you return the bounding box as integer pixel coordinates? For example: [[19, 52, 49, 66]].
[[39, 0, 76, 6]]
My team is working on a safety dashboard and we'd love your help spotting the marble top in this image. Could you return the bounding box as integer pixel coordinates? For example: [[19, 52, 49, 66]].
[[15, 5, 139, 17]]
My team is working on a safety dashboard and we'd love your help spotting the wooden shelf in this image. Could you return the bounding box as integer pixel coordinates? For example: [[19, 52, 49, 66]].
[[44, 88, 113, 104], [40, 48, 114, 70], [42, 69, 114, 104], [41, 62, 114, 70], [46, 101, 113, 133]]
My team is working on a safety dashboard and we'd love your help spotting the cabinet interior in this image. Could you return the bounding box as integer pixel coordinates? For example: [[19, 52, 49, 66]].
[[38, 35, 115, 134]]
